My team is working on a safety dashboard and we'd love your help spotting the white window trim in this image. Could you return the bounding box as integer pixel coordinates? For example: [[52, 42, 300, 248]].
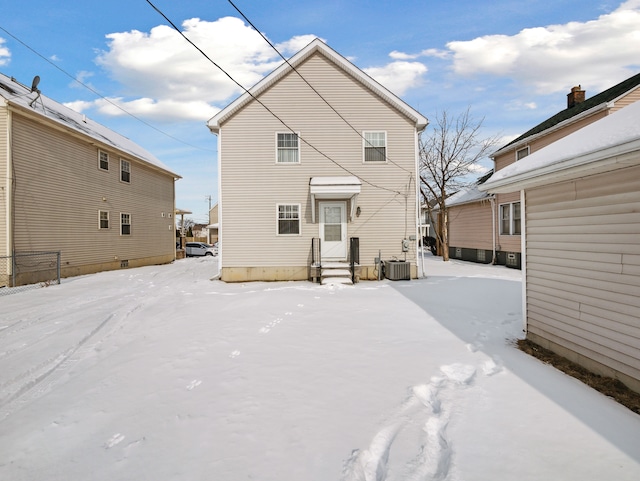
[[363, 131, 387, 163], [275, 132, 301, 164], [120, 159, 131, 183], [120, 212, 132, 236], [98, 210, 109, 230], [516, 146, 530, 161], [499, 202, 521, 236], [98, 150, 109, 171], [276, 203, 302, 236]]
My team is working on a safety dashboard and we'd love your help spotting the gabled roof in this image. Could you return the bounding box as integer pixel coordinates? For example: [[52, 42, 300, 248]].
[[0, 72, 179, 178], [207, 38, 428, 133], [493, 72, 640, 157], [481, 99, 640, 194]]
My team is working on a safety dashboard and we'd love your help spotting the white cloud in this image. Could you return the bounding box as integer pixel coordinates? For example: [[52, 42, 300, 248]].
[[275, 35, 323, 55], [363, 61, 428, 95], [92, 17, 293, 120], [0, 38, 11, 66], [390, 48, 449, 61], [446, 0, 640, 93]]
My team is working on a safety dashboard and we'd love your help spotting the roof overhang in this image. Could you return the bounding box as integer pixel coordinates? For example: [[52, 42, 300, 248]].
[[309, 176, 362, 222]]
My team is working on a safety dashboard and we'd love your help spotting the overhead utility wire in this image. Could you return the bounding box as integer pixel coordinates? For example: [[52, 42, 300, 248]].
[[0, 24, 215, 153], [145, 0, 402, 195], [227, 0, 412, 175]]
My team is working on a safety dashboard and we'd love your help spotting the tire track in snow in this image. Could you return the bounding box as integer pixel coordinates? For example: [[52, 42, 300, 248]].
[[0, 301, 145, 421], [341, 363, 477, 481]]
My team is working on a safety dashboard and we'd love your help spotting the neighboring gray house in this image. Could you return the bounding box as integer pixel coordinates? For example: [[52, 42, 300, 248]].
[[1, 72, 180, 286], [481, 99, 640, 394], [208, 39, 428, 283]]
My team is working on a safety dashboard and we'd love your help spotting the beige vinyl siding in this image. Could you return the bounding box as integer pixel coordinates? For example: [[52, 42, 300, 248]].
[[610, 87, 640, 111], [0, 105, 8, 258], [11, 113, 175, 277], [219, 53, 416, 277], [525, 165, 640, 385], [448, 200, 493, 250]]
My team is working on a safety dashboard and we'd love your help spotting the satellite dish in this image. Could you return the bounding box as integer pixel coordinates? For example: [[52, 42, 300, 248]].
[[30, 75, 40, 93]]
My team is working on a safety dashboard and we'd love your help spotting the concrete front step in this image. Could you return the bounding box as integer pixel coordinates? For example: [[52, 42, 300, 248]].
[[321, 276, 353, 286], [321, 268, 352, 278]]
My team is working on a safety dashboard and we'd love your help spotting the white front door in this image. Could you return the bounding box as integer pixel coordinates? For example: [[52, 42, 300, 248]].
[[319, 201, 347, 260]]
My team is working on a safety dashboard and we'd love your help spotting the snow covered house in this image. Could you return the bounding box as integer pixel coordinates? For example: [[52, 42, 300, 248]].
[[0, 73, 180, 287], [448, 73, 640, 268], [208, 39, 428, 283], [481, 99, 640, 394]]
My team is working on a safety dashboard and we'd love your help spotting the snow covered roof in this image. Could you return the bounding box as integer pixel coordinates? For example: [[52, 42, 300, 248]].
[[0, 72, 179, 178], [492, 72, 640, 157], [444, 183, 492, 207], [481, 100, 640, 193], [207, 38, 428, 133]]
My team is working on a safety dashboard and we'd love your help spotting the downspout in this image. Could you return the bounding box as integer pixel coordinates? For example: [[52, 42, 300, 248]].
[[5, 105, 13, 258], [520, 189, 527, 333], [414, 129, 423, 278], [490, 196, 496, 264]]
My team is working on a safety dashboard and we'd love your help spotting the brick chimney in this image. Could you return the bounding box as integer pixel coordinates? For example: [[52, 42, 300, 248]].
[[567, 85, 586, 108]]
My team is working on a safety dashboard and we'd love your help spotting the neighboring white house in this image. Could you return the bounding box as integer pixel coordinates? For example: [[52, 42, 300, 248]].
[[0, 72, 180, 286], [481, 99, 640, 394], [208, 39, 428, 283]]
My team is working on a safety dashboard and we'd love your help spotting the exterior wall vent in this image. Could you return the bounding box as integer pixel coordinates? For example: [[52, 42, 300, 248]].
[[384, 260, 410, 281], [506, 253, 517, 267], [455, 247, 462, 258], [120, 260, 129, 268]]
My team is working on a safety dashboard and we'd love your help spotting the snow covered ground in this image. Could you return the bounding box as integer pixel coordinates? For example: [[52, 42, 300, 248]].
[[1, 255, 639, 480]]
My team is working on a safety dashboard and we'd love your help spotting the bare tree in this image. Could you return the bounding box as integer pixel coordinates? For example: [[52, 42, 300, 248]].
[[420, 107, 500, 261]]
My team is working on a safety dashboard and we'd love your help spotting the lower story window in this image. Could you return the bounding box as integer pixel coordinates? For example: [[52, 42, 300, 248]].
[[99, 210, 109, 229], [500, 202, 521, 235], [277, 204, 300, 235], [121, 213, 131, 235]]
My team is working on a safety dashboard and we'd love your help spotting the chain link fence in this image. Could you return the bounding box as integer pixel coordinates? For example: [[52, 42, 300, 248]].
[[0, 251, 61, 296]]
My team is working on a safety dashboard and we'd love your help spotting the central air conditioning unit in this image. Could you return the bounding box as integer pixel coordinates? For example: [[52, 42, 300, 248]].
[[384, 260, 410, 280]]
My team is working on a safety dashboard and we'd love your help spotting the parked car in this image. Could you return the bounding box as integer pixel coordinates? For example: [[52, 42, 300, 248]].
[[185, 242, 217, 257]]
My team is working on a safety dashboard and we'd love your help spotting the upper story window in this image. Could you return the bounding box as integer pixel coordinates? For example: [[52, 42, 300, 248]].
[[99, 210, 109, 229], [516, 146, 530, 161], [98, 150, 109, 171], [500, 202, 521, 235], [120, 159, 131, 183], [363, 131, 387, 162], [277, 204, 301, 235], [121, 213, 131, 235], [276, 133, 300, 163]]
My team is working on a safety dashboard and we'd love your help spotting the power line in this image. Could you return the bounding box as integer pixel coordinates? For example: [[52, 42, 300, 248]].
[[0, 24, 215, 153], [227, 0, 413, 175], [145, 0, 404, 196]]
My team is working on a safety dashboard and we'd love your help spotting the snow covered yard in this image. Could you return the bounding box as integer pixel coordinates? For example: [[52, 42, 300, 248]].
[[0, 256, 639, 480]]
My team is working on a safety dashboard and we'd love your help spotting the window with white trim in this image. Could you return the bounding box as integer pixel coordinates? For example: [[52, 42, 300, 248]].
[[99, 210, 109, 229], [276, 133, 300, 163], [99, 150, 109, 171], [121, 213, 131, 235], [277, 204, 301, 235], [120, 159, 131, 183], [516, 146, 529, 161], [500, 202, 521, 235], [363, 131, 386, 162]]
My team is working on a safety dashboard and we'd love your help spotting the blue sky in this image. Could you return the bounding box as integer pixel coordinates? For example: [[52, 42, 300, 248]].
[[1, 0, 639, 223]]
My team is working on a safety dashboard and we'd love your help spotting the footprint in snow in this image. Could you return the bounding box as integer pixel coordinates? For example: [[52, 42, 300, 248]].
[[259, 327, 270, 334], [104, 433, 125, 449], [229, 350, 241, 358], [186, 379, 202, 390], [440, 363, 476, 385]]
